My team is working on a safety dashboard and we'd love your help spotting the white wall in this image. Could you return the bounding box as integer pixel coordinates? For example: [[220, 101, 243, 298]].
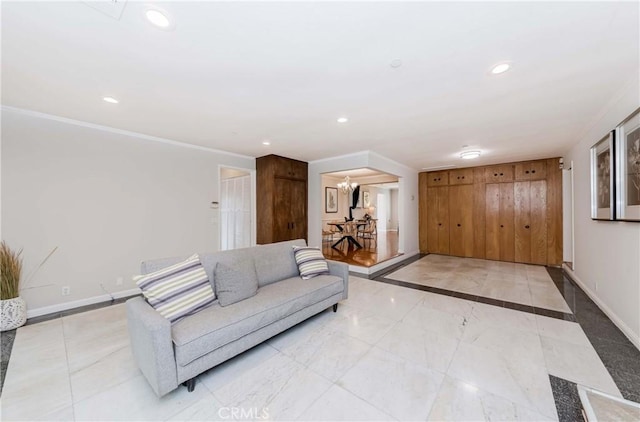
[[563, 81, 640, 347], [1, 108, 255, 313], [389, 188, 399, 230], [309, 151, 419, 255]]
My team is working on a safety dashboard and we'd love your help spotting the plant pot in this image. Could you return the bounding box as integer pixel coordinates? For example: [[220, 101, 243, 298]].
[[1, 296, 27, 331]]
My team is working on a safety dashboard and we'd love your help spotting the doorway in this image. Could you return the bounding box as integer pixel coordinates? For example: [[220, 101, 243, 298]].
[[220, 167, 252, 251]]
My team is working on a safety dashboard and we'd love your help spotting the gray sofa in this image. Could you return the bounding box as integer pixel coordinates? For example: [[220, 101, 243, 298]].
[[126, 239, 349, 397]]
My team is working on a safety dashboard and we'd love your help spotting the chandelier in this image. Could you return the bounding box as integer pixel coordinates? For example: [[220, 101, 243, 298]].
[[337, 176, 358, 194]]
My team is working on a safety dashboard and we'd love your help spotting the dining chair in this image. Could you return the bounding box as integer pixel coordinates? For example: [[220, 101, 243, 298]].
[[359, 220, 377, 241]]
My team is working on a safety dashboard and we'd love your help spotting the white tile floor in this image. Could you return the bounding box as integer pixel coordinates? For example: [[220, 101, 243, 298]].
[[1, 258, 621, 421], [387, 255, 572, 313]]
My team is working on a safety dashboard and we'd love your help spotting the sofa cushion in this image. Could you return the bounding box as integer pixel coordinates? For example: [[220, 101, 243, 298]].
[[171, 274, 343, 366], [293, 246, 330, 279], [214, 260, 259, 307], [134, 254, 216, 324], [252, 239, 306, 287]]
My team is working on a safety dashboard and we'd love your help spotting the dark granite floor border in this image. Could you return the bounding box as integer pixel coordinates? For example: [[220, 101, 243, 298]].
[[550, 375, 584, 422], [545, 267, 640, 403]]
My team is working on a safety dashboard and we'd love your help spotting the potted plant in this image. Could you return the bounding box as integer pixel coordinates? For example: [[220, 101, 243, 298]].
[[1, 241, 26, 331]]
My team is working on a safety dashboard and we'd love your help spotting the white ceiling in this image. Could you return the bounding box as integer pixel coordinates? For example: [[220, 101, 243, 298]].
[[2, 1, 638, 170]]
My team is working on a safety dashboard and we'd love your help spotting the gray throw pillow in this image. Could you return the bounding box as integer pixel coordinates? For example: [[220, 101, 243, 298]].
[[214, 260, 259, 307]]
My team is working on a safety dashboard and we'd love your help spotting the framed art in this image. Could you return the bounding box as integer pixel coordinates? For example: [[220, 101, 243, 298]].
[[363, 191, 371, 208], [590, 132, 615, 220], [615, 107, 640, 221], [325, 187, 338, 213]]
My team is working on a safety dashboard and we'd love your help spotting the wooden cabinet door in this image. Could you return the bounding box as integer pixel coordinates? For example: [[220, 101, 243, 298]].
[[289, 179, 307, 240], [427, 187, 449, 254], [273, 179, 292, 242], [485, 184, 501, 260], [515, 161, 547, 181], [449, 168, 474, 185], [499, 183, 515, 262], [485, 165, 514, 183], [437, 187, 450, 254], [515, 181, 547, 264], [486, 183, 515, 261], [449, 185, 474, 257], [273, 179, 307, 242], [530, 180, 547, 264], [427, 171, 449, 187], [426, 187, 439, 253]]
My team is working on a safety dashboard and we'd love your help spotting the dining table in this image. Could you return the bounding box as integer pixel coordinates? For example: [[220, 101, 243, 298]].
[[327, 219, 374, 249]]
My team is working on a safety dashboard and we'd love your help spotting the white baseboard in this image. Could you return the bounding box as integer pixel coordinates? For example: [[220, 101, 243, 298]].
[[563, 264, 640, 351], [26, 288, 141, 319]]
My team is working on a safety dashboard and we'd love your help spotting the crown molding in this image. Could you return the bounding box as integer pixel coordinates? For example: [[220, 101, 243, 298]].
[[1, 105, 255, 160]]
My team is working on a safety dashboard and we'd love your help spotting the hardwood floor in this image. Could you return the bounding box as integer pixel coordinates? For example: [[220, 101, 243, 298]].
[[322, 230, 401, 267]]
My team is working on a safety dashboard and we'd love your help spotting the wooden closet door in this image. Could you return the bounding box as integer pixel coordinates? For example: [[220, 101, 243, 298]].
[[530, 180, 547, 265], [273, 179, 291, 242], [450, 185, 473, 257], [485, 184, 500, 260], [289, 179, 307, 241], [499, 183, 515, 262], [426, 187, 439, 253], [514, 182, 531, 263], [515, 181, 548, 264], [437, 187, 450, 254]]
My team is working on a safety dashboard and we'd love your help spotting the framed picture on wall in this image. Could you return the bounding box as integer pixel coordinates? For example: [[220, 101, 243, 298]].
[[590, 131, 615, 220], [325, 187, 338, 213], [615, 107, 640, 221], [363, 191, 371, 208]]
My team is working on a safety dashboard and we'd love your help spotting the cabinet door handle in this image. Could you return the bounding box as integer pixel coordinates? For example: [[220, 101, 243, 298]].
[[532, 170, 536, 174], [494, 173, 498, 176], [457, 224, 461, 227], [500, 173, 504, 176], [500, 224, 504, 228], [438, 223, 442, 226], [525, 225, 530, 229], [525, 170, 530, 174]]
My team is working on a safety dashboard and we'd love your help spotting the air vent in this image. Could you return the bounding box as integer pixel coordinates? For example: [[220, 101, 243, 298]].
[[84, 0, 127, 20]]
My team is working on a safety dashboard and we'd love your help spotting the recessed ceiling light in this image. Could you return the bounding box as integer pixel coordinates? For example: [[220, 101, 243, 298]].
[[145, 7, 175, 30], [390, 59, 402, 68], [491, 63, 511, 74], [103, 96, 119, 104], [262, 140, 271, 146], [460, 150, 481, 160], [337, 117, 348, 123]]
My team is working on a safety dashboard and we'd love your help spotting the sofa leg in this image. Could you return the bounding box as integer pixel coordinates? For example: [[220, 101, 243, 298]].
[[333, 303, 338, 312], [182, 378, 196, 392]]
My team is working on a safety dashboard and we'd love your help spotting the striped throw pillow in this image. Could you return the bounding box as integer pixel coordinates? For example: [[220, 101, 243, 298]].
[[293, 246, 329, 280], [134, 254, 216, 323]]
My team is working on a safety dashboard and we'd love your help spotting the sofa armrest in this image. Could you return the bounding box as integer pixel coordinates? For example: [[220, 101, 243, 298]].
[[126, 297, 178, 396], [327, 260, 349, 300]]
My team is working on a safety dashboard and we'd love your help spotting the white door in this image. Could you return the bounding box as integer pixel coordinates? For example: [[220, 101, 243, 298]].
[[220, 175, 251, 250]]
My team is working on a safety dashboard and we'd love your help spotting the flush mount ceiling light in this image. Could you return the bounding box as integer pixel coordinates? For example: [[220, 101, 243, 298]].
[[103, 96, 119, 104], [262, 140, 271, 146], [337, 117, 348, 123], [490, 62, 511, 74], [390, 58, 402, 68], [145, 7, 175, 30], [460, 150, 481, 160]]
